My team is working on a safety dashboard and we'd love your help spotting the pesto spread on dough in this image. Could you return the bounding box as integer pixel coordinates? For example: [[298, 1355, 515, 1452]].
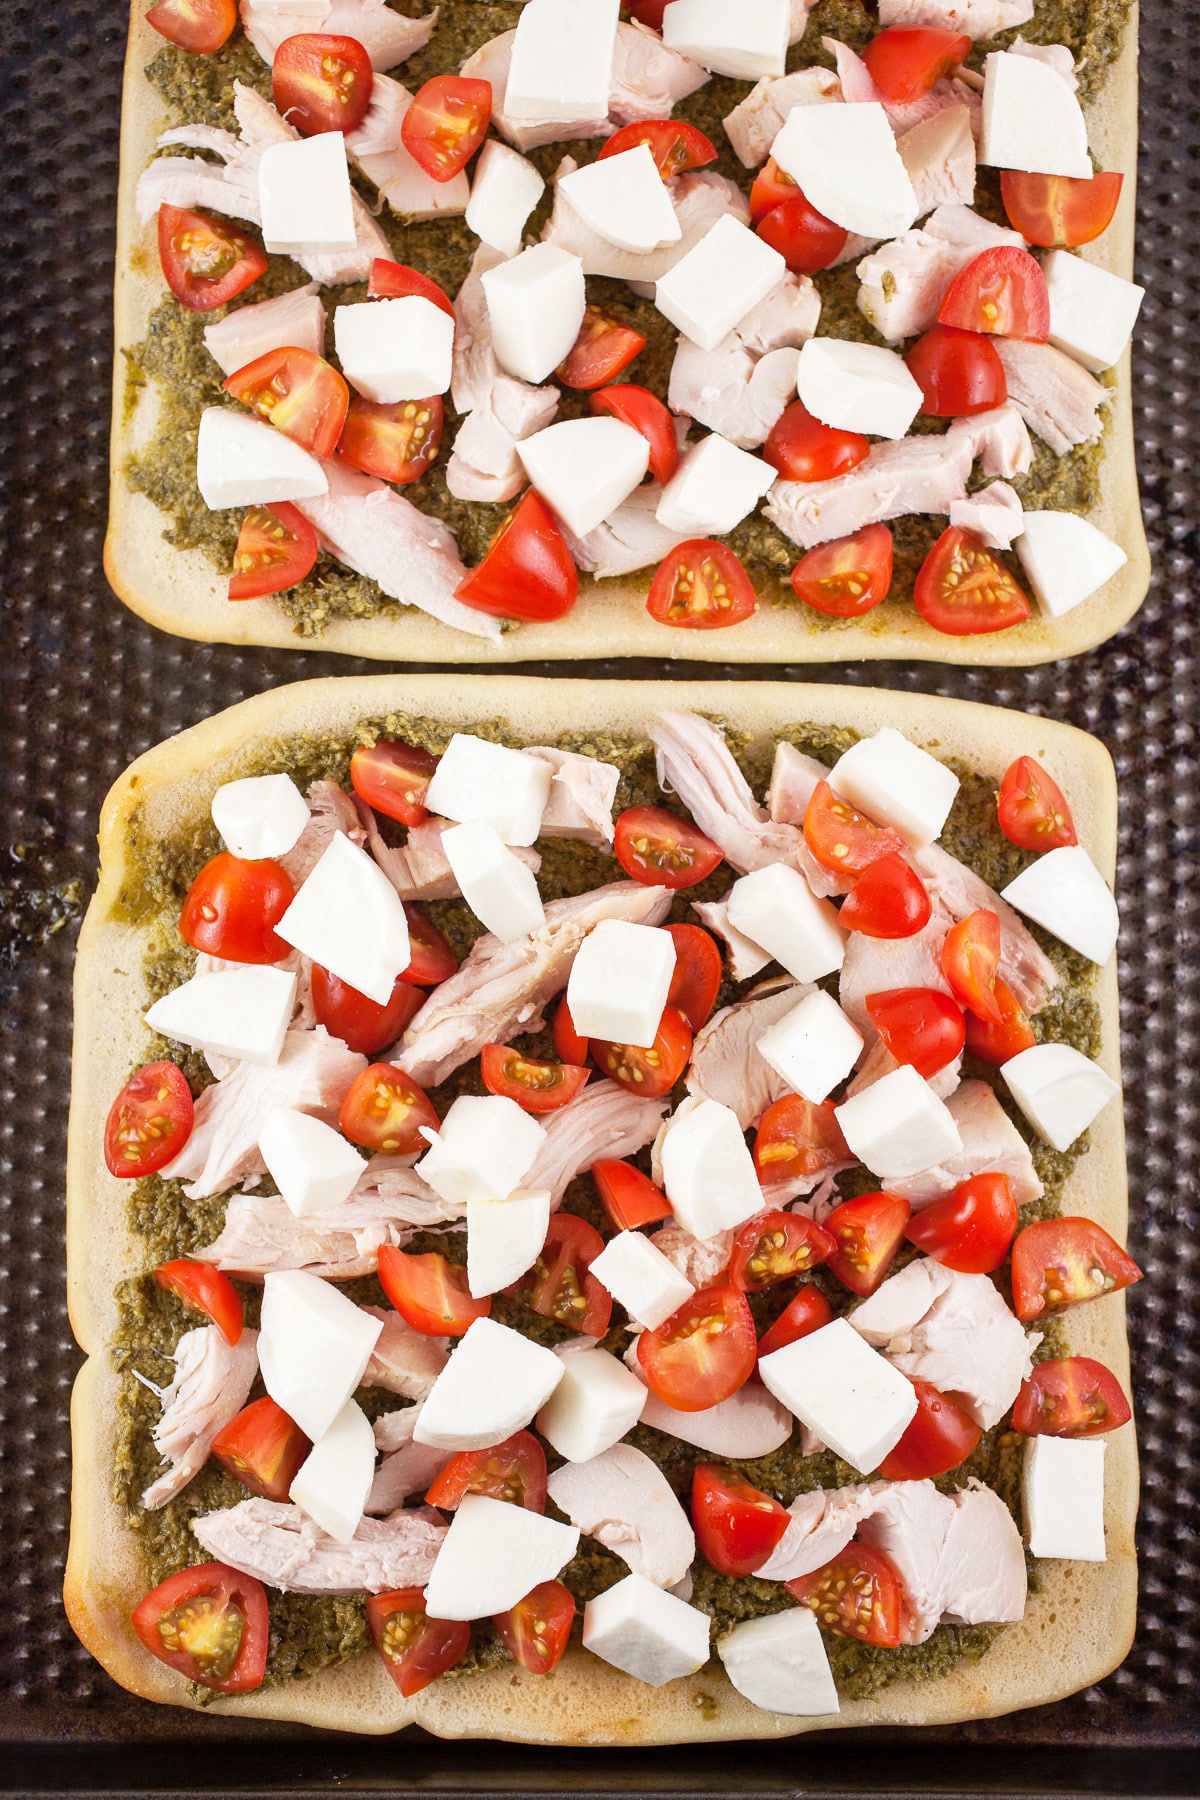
[[111, 715, 1090, 1699], [124, 0, 1127, 638]]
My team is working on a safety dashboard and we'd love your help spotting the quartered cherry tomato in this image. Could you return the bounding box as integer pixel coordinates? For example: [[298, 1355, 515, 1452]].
[[401, 75, 492, 180], [863, 25, 970, 101], [905, 1172, 1018, 1274], [877, 1379, 981, 1481], [402, 905, 458, 986], [914, 526, 1032, 636], [132, 1563, 268, 1692], [493, 1580, 576, 1674], [558, 306, 647, 389], [339, 1063, 439, 1156], [146, 0, 236, 55], [179, 851, 294, 963], [600, 118, 717, 180], [963, 976, 1036, 1065], [757, 1284, 834, 1357], [749, 157, 799, 226], [157, 204, 267, 311], [692, 1464, 789, 1578], [155, 1259, 243, 1345], [456, 491, 578, 623], [646, 541, 757, 629], [592, 1159, 673, 1232], [311, 965, 423, 1056], [866, 986, 966, 1077], [509, 1214, 611, 1338], [377, 1246, 490, 1336], [756, 193, 847, 274], [665, 922, 723, 1030], [997, 755, 1078, 850], [906, 325, 1007, 417], [1012, 1356, 1132, 1438], [590, 384, 679, 485], [351, 736, 438, 828], [941, 908, 1002, 1023], [367, 1589, 470, 1696], [937, 247, 1051, 342], [823, 1191, 912, 1298], [763, 400, 869, 484], [224, 347, 349, 459], [637, 1285, 757, 1411], [104, 1061, 194, 1178], [480, 1046, 590, 1114], [804, 779, 905, 879], [272, 33, 374, 137], [1000, 169, 1124, 247], [753, 1095, 850, 1187], [614, 807, 723, 889], [425, 1430, 547, 1512], [591, 1007, 692, 1099], [229, 502, 318, 600], [338, 395, 443, 485], [211, 1397, 310, 1502], [1010, 1218, 1142, 1323], [790, 524, 893, 619], [368, 259, 457, 319], [552, 994, 589, 1065], [729, 1210, 835, 1292], [786, 1544, 904, 1647], [839, 853, 932, 939]]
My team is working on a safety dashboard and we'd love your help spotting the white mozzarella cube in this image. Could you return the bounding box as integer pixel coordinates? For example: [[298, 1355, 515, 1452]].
[[1042, 250, 1144, 373], [288, 1400, 375, 1544], [211, 773, 310, 861], [416, 1094, 545, 1207], [465, 140, 545, 257], [655, 434, 776, 536], [654, 216, 786, 352], [659, 1098, 766, 1241], [145, 965, 296, 1066], [795, 338, 924, 441], [505, 0, 619, 124], [441, 820, 546, 944], [274, 831, 410, 1007], [538, 1344, 648, 1463], [1023, 1436, 1106, 1560], [770, 102, 917, 241], [482, 242, 587, 383], [425, 1493, 580, 1619], [758, 1316, 918, 1472], [1001, 1042, 1119, 1151], [258, 133, 356, 255], [332, 297, 454, 404], [590, 1231, 695, 1330], [980, 52, 1091, 178], [424, 733, 552, 847], [756, 989, 864, 1105], [517, 417, 650, 537], [828, 728, 959, 849], [1001, 844, 1119, 965], [725, 865, 846, 983], [258, 1108, 366, 1218], [466, 1188, 552, 1298], [566, 919, 676, 1048], [1015, 510, 1129, 621], [559, 146, 683, 254], [834, 1064, 963, 1181], [258, 1271, 383, 1442], [662, 0, 790, 79], [196, 408, 327, 510], [414, 1316, 565, 1449], [582, 1571, 711, 1686], [717, 1610, 840, 1716]]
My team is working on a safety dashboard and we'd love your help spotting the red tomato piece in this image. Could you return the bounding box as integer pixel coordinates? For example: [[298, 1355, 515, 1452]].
[[866, 986, 966, 1078], [646, 540, 757, 629], [627, 0, 667, 25], [377, 1246, 490, 1336], [367, 1589, 470, 1697], [790, 523, 894, 619], [271, 33, 374, 136], [157, 204, 267, 312], [997, 755, 1078, 851], [963, 976, 1036, 1065], [368, 259, 456, 319], [941, 908, 1002, 1023], [665, 922, 723, 1030], [229, 502, 318, 601], [339, 1062, 440, 1156], [1000, 170, 1124, 248], [104, 1061, 194, 1178], [637, 1285, 757, 1411], [425, 1430, 547, 1512], [937, 247, 1051, 342], [402, 905, 457, 986], [786, 1544, 904, 1647], [592, 1159, 673, 1232], [590, 384, 679, 485], [155, 1259, 243, 1345], [350, 736, 438, 828], [146, 0, 236, 54], [904, 1172, 1018, 1274], [753, 1095, 850, 1189], [211, 1397, 310, 1502], [132, 1563, 269, 1693], [558, 306, 647, 389], [877, 1379, 982, 1481], [311, 965, 423, 1056], [179, 852, 294, 965], [456, 491, 578, 623], [914, 526, 1032, 636], [493, 1580, 575, 1674], [763, 400, 869, 484], [338, 394, 443, 485], [905, 325, 1007, 417], [509, 1213, 611, 1338], [599, 118, 717, 180], [401, 74, 492, 180], [756, 1284, 834, 1357], [756, 194, 847, 275], [692, 1464, 789, 1578], [824, 1191, 912, 1298], [839, 853, 932, 940], [591, 1007, 692, 1100], [552, 995, 589, 1065], [1010, 1218, 1142, 1323], [480, 1046, 590, 1114], [729, 1210, 835, 1292], [863, 25, 970, 101], [614, 806, 724, 889], [803, 779, 906, 879], [1011, 1356, 1132, 1438], [224, 348, 349, 459], [749, 156, 798, 226]]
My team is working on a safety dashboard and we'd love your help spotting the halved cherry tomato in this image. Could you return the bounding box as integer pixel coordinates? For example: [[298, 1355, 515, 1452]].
[[591, 1006, 692, 1100], [749, 157, 798, 227], [1000, 169, 1124, 248], [914, 526, 1032, 636], [590, 384, 679, 485], [493, 1580, 575, 1674], [224, 348, 349, 459], [558, 306, 647, 389], [351, 737, 438, 828], [368, 259, 457, 319], [339, 1062, 440, 1156], [647, 541, 757, 629], [592, 1159, 673, 1232], [179, 852, 294, 964], [905, 325, 1006, 417], [614, 807, 723, 889], [627, 0, 667, 25], [104, 1061, 194, 1178], [877, 1378, 981, 1481], [401, 74, 492, 180], [509, 1214, 611, 1338], [729, 1210, 835, 1292], [377, 1246, 490, 1336], [229, 502, 318, 600], [905, 1172, 1018, 1274], [425, 1430, 547, 1512], [480, 1046, 590, 1114], [790, 524, 893, 619], [456, 491, 578, 623], [757, 1284, 834, 1357], [402, 905, 457, 986], [271, 33, 374, 137], [599, 118, 717, 180], [963, 976, 1036, 1065], [155, 1259, 243, 1345], [941, 909, 1002, 1023], [157, 204, 267, 312], [211, 1397, 310, 1501], [937, 247, 1051, 342], [692, 1464, 789, 1578], [824, 1191, 912, 1298], [997, 755, 1078, 851], [866, 986, 966, 1078], [786, 1544, 903, 1646], [637, 1285, 757, 1411], [311, 965, 423, 1055], [553, 994, 589, 1065], [840, 853, 932, 940], [665, 922, 722, 1030], [753, 1095, 850, 1188], [146, 0, 236, 54], [338, 394, 443, 485], [132, 1563, 268, 1693], [1012, 1356, 1132, 1437], [1010, 1218, 1142, 1323], [804, 779, 906, 879], [756, 194, 847, 275], [763, 400, 869, 484], [863, 25, 970, 101], [367, 1589, 469, 1696]]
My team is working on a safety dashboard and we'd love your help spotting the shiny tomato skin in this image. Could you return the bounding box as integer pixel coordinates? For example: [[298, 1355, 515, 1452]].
[[339, 1062, 440, 1156], [914, 526, 1032, 636], [753, 1095, 850, 1189], [941, 908, 1002, 1023], [368, 259, 456, 319], [729, 1210, 835, 1292], [763, 400, 870, 484], [627, 0, 667, 25], [146, 0, 236, 54], [590, 384, 679, 485], [493, 1580, 575, 1674], [937, 246, 1051, 342], [480, 1046, 590, 1114], [401, 75, 491, 180], [906, 324, 1007, 417], [757, 1284, 834, 1357], [877, 1379, 982, 1481], [179, 851, 294, 963], [749, 156, 798, 226], [647, 541, 757, 629], [600, 118, 717, 180], [425, 1430, 547, 1512], [1012, 1356, 1132, 1438], [863, 25, 970, 101], [790, 523, 893, 619], [866, 986, 966, 1078], [377, 1246, 490, 1336], [997, 755, 1078, 850], [824, 1191, 912, 1298], [692, 1464, 789, 1578], [665, 923, 723, 1031], [804, 779, 906, 879], [839, 853, 932, 940], [157, 204, 267, 311], [963, 976, 1036, 1065], [637, 1285, 757, 1411], [211, 1397, 310, 1501], [229, 502, 318, 600], [1010, 1218, 1142, 1323], [338, 394, 443, 485], [756, 194, 847, 274], [402, 905, 457, 987], [311, 965, 423, 1056], [1000, 170, 1124, 248], [614, 807, 724, 889], [592, 1159, 673, 1232], [155, 1259, 243, 1345], [509, 1214, 611, 1338], [132, 1563, 269, 1692], [552, 995, 589, 1065], [224, 347, 349, 459], [591, 1007, 692, 1100], [367, 1589, 470, 1697], [456, 491, 578, 622], [271, 33, 373, 136], [350, 737, 438, 829], [558, 307, 647, 389], [104, 1061, 194, 1178], [904, 1172, 1018, 1274], [786, 1544, 903, 1647]]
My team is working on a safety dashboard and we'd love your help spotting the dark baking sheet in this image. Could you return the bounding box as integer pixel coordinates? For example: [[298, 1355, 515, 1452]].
[[1, 0, 1197, 1791]]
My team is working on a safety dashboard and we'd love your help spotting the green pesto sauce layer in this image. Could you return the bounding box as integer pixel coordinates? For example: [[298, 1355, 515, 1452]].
[[125, 0, 1125, 637]]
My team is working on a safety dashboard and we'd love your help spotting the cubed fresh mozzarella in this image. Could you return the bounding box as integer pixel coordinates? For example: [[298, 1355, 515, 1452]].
[[441, 820, 546, 943], [144, 965, 297, 1066], [416, 1094, 546, 1207], [661, 0, 790, 79], [582, 1571, 711, 1685], [1001, 843, 1119, 965], [758, 1316, 919, 1472], [1014, 510, 1128, 621], [1022, 1436, 1106, 1560], [413, 1316, 566, 1449], [770, 103, 917, 241], [795, 339, 924, 441], [834, 1064, 963, 1181], [288, 1399, 375, 1543], [828, 728, 960, 848], [332, 297, 454, 404], [211, 773, 310, 861], [659, 1098, 766, 1241], [196, 408, 328, 510], [756, 989, 864, 1104], [1000, 1042, 1119, 1151], [979, 51, 1090, 178], [655, 434, 777, 536], [725, 865, 846, 983], [505, 0, 619, 124], [537, 1343, 648, 1463], [424, 733, 553, 847], [258, 132, 356, 255], [465, 140, 545, 257], [558, 146, 682, 254], [517, 418, 650, 537], [465, 1188, 553, 1298], [566, 919, 677, 1048], [717, 1610, 840, 1716], [258, 1270, 383, 1442], [590, 1230, 695, 1330], [1041, 250, 1144, 374], [654, 216, 786, 352], [481, 242, 587, 384], [424, 1493, 580, 1619], [258, 1108, 366, 1217], [274, 831, 411, 1007]]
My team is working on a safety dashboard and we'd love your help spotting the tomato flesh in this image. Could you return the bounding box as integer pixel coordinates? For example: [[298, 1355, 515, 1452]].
[[225, 347, 349, 460], [311, 965, 423, 1056], [753, 1095, 850, 1187], [914, 526, 1032, 636], [1000, 170, 1124, 248], [692, 1464, 789, 1578], [369, 259, 456, 319], [211, 1397, 310, 1502], [132, 1563, 269, 1692], [590, 384, 679, 485], [866, 986, 966, 1078], [480, 1046, 590, 1114], [790, 524, 893, 619], [614, 807, 723, 889], [367, 1589, 470, 1697], [1010, 1217, 1142, 1323], [786, 1544, 903, 1647], [963, 976, 1036, 1065], [339, 1062, 440, 1156], [456, 491, 578, 623], [104, 1061, 194, 1178], [764, 401, 869, 484], [756, 193, 847, 274], [157, 204, 267, 312], [906, 325, 1007, 417], [941, 908, 1002, 1023], [729, 1210, 835, 1292], [592, 1159, 673, 1232], [877, 1379, 982, 1481], [553, 995, 589, 1066], [637, 1284, 757, 1411], [757, 1284, 834, 1357], [229, 502, 318, 601], [937, 246, 1050, 342], [839, 853, 932, 940], [558, 306, 647, 389], [493, 1580, 576, 1674], [824, 1191, 912, 1298], [401, 75, 492, 181], [155, 1259, 243, 1345], [1012, 1356, 1132, 1438], [749, 157, 798, 226], [665, 923, 723, 1031], [591, 1006, 692, 1100], [904, 1172, 1018, 1274], [338, 394, 443, 485], [647, 541, 757, 629], [599, 119, 717, 180], [863, 26, 970, 101], [997, 755, 1078, 851], [509, 1214, 612, 1338], [179, 851, 294, 964], [425, 1430, 547, 1512], [377, 1246, 490, 1336], [271, 33, 374, 137], [351, 737, 438, 828], [804, 779, 906, 879], [146, 0, 236, 55], [401, 905, 458, 987]]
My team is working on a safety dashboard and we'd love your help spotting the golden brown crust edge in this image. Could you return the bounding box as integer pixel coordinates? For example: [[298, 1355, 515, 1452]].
[[65, 673, 1138, 1739], [104, 5, 1148, 666]]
